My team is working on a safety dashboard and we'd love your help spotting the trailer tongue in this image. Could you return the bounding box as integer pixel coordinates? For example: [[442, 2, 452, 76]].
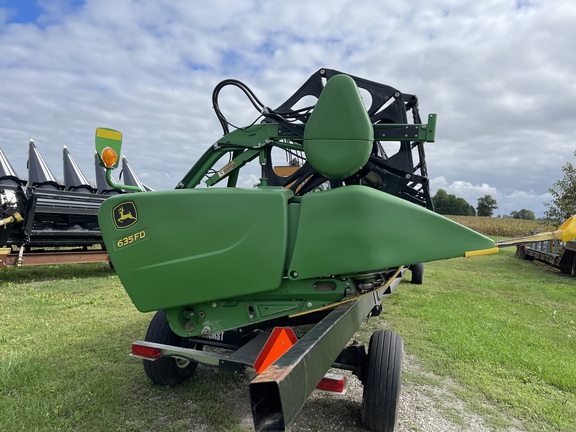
[[95, 69, 498, 432]]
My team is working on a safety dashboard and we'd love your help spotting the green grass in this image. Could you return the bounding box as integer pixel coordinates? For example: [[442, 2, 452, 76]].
[[377, 248, 576, 431], [0, 264, 251, 432], [1, 251, 575, 431]]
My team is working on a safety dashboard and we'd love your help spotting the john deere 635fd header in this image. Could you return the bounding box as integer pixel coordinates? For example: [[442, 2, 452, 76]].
[[93, 69, 543, 432]]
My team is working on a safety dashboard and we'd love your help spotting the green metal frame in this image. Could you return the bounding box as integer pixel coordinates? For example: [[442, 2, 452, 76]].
[[104, 169, 142, 192], [177, 116, 437, 190]]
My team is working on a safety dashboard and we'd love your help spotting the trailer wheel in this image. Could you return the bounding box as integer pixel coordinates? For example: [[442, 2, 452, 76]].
[[143, 310, 200, 386], [572, 257, 576, 277], [361, 330, 403, 432], [410, 263, 424, 284]]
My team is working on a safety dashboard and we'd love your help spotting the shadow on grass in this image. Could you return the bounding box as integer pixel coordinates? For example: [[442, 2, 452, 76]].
[[0, 262, 115, 284], [2, 306, 259, 432], [3, 301, 373, 432]]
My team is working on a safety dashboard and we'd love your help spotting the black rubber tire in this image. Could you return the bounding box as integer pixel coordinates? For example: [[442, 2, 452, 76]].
[[361, 330, 403, 432], [572, 257, 576, 277], [410, 262, 424, 285], [517, 246, 534, 261], [142, 310, 199, 386]]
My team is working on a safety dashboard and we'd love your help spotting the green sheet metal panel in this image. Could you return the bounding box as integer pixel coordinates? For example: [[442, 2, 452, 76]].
[[303, 74, 373, 180], [288, 185, 496, 280], [98, 187, 293, 311]]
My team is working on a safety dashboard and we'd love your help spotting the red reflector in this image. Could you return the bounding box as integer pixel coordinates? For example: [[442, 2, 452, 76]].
[[132, 343, 161, 359], [316, 374, 346, 393]]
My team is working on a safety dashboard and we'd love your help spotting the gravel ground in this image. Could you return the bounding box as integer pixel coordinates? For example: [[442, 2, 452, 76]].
[[221, 352, 527, 432], [285, 353, 526, 432]]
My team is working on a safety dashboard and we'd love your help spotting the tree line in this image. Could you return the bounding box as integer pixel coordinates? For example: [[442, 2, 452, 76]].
[[433, 189, 534, 219], [431, 150, 575, 221], [433, 189, 499, 217]]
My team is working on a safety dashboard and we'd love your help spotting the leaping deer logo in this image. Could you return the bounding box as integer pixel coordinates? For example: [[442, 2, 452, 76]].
[[113, 202, 138, 229], [117, 206, 136, 222]]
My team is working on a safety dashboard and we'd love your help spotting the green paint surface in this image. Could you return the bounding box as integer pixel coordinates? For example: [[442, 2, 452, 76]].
[[99, 187, 292, 311], [288, 186, 496, 279]]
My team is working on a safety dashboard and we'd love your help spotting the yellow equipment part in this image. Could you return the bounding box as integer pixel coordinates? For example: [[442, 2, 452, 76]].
[[497, 215, 576, 247]]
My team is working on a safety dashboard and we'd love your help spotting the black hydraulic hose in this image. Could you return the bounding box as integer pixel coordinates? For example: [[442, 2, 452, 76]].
[[211, 79, 316, 136], [212, 79, 267, 135]]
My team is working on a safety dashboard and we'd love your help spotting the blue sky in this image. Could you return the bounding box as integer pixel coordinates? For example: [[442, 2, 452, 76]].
[[1, 0, 575, 217], [0, 0, 43, 23], [0, 0, 84, 25]]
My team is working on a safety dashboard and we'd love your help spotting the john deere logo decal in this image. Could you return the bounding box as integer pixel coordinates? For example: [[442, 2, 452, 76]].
[[113, 202, 138, 229]]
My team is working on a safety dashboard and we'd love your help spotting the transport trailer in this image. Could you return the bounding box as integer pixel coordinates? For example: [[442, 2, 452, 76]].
[[0, 247, 109, 268], [132, 268, 405, 432], [498, 216, 576, 277], [516, 239, 576, 276], [95, 68, 500, 431]]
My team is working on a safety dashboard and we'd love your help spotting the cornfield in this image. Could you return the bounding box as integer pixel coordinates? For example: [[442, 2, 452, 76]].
[[446, 216, 558, 238]]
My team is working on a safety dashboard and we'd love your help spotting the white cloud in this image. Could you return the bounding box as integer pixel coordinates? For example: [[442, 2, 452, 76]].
[[430, 176, 552, 217], [0, 0, 574, 221]]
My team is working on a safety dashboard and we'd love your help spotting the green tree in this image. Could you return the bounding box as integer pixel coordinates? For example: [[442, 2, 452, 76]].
[[545, 151, 576, 223], [510, 209, 535, 220], [456, 197, 476, 216], [477, 195, 498, 217], [433, 189, 475, 216], [433, 189, 448, 212]]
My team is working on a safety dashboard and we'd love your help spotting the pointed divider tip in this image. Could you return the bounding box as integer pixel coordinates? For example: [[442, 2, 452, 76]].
[[0, 147, 25, 186], [63, 146, 95, 192], [28, 139, 61, 189], [121, 156, 153, 192]]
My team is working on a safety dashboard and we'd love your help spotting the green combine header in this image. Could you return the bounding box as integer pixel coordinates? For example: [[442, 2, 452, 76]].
[[96, 69, 499, 432]]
